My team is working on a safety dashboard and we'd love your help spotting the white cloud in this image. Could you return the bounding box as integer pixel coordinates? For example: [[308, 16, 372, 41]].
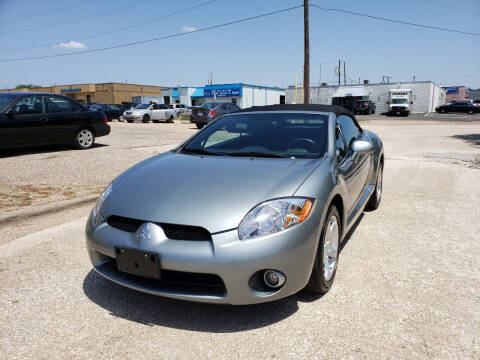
[[52, 41, 87, 50], [181, 26, 197, 33]]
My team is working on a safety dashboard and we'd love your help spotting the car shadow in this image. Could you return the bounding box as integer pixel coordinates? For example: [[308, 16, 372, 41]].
[[451, 134, 480, 147], [82, 270, 320, 332], [0, 143, 108, 158], [82, 215, 363, 332]]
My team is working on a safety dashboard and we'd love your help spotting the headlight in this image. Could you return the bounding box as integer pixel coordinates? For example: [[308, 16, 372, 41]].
[[238, 198, 314, 240], [91, 182, 113, 227]]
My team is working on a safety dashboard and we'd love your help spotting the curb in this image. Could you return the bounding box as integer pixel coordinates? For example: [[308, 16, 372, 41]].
[[0, 194, 98, 228]]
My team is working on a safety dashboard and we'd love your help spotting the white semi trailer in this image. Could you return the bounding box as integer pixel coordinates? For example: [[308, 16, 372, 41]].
[[387, 89, 413, 116]]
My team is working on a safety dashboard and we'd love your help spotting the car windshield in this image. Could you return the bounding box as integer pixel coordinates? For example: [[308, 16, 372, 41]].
[[182, 112, 329, 159], [134, 104, 150, 109], [392, 99, 408, 104], [0, 93, 17, 111], [199, 102, 220, 109]]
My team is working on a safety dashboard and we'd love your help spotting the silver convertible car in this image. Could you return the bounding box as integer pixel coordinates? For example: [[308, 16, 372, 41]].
[[86, 104, 384, 305]]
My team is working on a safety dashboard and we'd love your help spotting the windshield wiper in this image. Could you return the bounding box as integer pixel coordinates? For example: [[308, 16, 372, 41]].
[[227, 151, 293, 158], [182, 147, 226, 156]]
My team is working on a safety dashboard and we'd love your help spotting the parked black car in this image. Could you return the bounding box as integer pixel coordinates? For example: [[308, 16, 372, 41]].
[[190, 102, 241, 129], [0, 92, 110, 150], [121, 102, 135, 110], [90, 103, 125, 121], [436, 101, 480, 114], [353, 100, 376, 115]]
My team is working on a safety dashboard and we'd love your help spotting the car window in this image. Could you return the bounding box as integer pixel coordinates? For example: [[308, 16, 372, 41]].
[[184, 112, 329, 158], [47, 96, 82, 113], [158, 104, 169, 109], [336, 115, 361, 151], [110, 105, 122, 111], [335, 126, 347, 160], [10, 95, 45, 115]]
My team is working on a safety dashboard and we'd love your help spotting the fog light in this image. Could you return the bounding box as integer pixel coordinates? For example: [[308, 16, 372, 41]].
[[263, 270, 286, 289]]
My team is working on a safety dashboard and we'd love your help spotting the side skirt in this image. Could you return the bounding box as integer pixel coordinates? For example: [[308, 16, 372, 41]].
[[346, 184, 374, 232]]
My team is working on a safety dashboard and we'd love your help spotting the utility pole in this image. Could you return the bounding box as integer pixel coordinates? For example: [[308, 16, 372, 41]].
[[343, 61, 346, 86], [338, 59, 341, 86], [303, 0, 310, 104]]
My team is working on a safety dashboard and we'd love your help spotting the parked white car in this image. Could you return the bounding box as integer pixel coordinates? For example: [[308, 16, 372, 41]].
[[171, 103, 187, 117], [123, 103, 176, 123]]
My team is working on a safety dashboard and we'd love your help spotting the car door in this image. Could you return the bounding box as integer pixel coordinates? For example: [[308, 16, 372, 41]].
[[335, 115, 371, 217], [109, 104, 124, 119], [45, 95, 87, 141], [1, 95, 48, 147]]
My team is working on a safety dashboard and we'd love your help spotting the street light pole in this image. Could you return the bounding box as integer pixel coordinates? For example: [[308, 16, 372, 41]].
[[303, 0, 310, 104]]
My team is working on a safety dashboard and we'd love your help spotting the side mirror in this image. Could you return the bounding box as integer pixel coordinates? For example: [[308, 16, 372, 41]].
[[411, 101, 413, 104], [352, 139, 374, 154]]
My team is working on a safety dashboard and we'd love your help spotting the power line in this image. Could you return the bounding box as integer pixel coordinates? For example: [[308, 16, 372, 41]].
[[1, 5, 303, 62], [2, 0, 96, 23], [310, 3, 480, 37], [0, 0, 154, 36], [0, 0, 218, 53]]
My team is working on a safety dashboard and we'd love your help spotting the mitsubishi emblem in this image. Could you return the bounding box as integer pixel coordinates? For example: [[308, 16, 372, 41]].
[[135, 222, 152, 242]]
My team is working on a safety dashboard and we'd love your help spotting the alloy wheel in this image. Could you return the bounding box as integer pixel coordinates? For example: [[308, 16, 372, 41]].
[[77, 130, 93, 148], [323, 215, 339, 281]]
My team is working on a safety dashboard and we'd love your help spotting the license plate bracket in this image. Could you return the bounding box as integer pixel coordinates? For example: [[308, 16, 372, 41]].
[[115, 247, 161, 279]]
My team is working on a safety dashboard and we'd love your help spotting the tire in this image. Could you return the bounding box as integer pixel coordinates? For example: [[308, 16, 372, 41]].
[[306, 205, 341, 294], [142, 115, 150, 123], [168, 115, 174, 123], [196, 123, 204, 129], [127, 120, 133, 123], [74, 128, 95, 150], [468, 109, 474, 115], [366, 161, 383, 210], [441, 109, 446, 113]]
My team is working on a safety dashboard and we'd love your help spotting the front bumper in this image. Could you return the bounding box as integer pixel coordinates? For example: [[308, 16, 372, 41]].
[[123, 115, 141, 121], [85, 204, 323, 305]]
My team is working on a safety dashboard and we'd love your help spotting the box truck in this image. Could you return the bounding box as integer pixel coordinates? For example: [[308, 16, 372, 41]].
[[387, 89, 413, 116]]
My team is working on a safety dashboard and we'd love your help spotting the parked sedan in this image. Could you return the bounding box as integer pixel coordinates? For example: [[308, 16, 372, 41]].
[[86, 104, 384, 305], [353, 100, 376, 115], [436, 101, 480, 114], [0, 92, 110, 150], [90, 103, 126, 122], [190, 102, 241, 129]]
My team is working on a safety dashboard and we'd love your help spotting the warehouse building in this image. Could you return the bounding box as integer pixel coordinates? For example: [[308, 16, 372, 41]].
[[1, 83, 167, 105], [162, 83, 285, 108], [286, 81, 446, 114], [442, 86, 469, 103]]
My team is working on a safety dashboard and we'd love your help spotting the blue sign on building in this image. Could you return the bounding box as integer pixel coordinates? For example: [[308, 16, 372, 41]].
[[60, 88, 81, 93], [444, 87, 459, 94], [204, 84, 242, 98]]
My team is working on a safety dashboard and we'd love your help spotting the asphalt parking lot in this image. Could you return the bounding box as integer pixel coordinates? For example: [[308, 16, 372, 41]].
[[1, 114, 479, 359]]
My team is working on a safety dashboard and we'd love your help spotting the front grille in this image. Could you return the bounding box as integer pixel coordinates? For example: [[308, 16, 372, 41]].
[[107, 215, 212, 241], [161, 223, 212, 240], [100, 259, 226, 297], [391, 106, 406, 111], [108, 215, 143, 232]]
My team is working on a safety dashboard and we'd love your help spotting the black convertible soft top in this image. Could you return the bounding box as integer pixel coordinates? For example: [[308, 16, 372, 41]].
[[238, 104, 355, 117], [237, 104, 361, 130]]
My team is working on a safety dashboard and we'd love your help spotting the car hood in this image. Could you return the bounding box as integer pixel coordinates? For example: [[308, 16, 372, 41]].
[[105, 152, 322, 233]]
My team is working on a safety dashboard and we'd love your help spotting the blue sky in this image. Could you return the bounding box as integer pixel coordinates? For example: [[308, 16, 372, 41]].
[[0, 0, 479, 89]]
